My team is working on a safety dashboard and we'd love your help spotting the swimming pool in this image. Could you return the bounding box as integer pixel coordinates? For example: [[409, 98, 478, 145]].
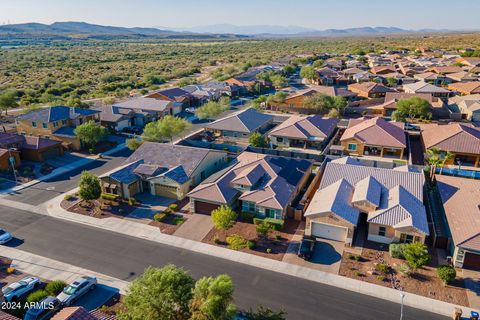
[[435, 167, 480, 180]]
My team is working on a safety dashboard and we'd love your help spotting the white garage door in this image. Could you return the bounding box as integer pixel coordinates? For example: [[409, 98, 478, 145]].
[[311, 222, 347, 242]]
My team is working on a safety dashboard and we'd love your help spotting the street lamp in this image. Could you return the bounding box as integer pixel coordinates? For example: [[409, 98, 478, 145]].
[[400, 292, 405, 320]]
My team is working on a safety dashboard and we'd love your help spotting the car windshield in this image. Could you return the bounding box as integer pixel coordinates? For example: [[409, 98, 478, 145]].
[[63, 285, 77, 295]]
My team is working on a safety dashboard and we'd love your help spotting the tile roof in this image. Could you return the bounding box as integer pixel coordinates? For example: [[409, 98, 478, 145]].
[[205, 108, 273, 134], [446, 71, 478, 82], [95, 105, 134, 123], [348, 82, 395, 94], [188, 152, 312, 210], [403, 81, 451, 94], [305, 179, 360, 225], [0, 132, 61, 150], [0, 310, 20, 320], [17, 106, 99, 123], [448, 81, 480, 94], [341, 117, 406, 148], [307, 162, 427, 233], [268, 115, 338, 141], [436, 175, 480, 251], [421, 123, 480, 154], [51, 307, 97, 320], [113, 97, 171, 112]]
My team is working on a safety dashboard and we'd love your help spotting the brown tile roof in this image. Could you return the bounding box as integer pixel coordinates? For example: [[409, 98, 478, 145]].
[[421, 123, 480, 154], [436, 175, 480, 251], [52, 307, 96, 320], [341, 117, 406, 148], [348, 82, 395, 95], [370, 66, 396, 74], [0, 310, 20, 320], [286, 86, 356, 100], [268, 115, 338, 141], [448, 81, 480, 95], [0, 132, 61, 150], [428, 66, 464, 74]]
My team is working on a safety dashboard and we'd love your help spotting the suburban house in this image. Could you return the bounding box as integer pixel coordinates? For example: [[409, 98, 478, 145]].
[[111, 97, 178, 127], [340, 117, 406, 159], [370, 65, 397, 75], [436, 175, 480, 270], [15, 106, 100, 151], [446, 71, 478, 83], [268, 115, 338, 150], [314, 67, 348, 86], [144, 87, 194, 108], [204, 108, 273, 142], [428, 66, 464, 75], [421, 123, 480, 167], [95, 105, 135, 132], [379, 92, 447, 119], [402, 81, 451, 99], [267, 86, 356, 113], [304, 159, 428, 246], [448, 94, 480, 121], [456, 57, 480, 68], [413, 72, 449, 86], [100, 143, 229, 200], [0, 132, 63, 162], [348, 82, 395, 98], [187, 152, 312, 218], [448, 81, 480, 95]]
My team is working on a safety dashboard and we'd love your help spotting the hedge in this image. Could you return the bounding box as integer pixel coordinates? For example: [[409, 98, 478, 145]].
[[389, 243, 407, 259], [101, 193, 119, 201]]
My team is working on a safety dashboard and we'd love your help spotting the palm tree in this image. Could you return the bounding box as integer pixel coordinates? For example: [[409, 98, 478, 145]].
[[440, 151, 454, 175], [426, 147, 441, 179]]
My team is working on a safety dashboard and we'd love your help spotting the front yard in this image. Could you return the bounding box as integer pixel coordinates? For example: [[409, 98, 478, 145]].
[[202, 219, 300, 261], [339, 243, 469, 306]]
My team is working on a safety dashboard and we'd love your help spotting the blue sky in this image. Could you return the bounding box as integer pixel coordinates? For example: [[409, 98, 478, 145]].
[[1, 0, 479, 30]]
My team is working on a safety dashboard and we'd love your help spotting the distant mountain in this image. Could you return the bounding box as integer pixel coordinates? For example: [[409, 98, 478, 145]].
[[295, 26, 411, 37], [172, 24, 318, 35]]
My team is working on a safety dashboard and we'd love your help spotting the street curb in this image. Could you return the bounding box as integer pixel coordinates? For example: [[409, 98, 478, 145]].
[[44, 192, 474, 317]]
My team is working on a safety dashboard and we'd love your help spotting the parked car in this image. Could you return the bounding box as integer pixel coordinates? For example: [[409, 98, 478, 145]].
[[56, 276, 97, 306], [298, 238, 315, 260], [0, 228, 12, 244], [1, 277, 41, 302], [24, 296, 62, 320], [122, 126, 142, 135]]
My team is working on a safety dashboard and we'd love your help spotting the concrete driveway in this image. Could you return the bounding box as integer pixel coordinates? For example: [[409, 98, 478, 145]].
[[283, 238, 344, 274], [127, 193, 176, 221], [173, 214, 213, 241]]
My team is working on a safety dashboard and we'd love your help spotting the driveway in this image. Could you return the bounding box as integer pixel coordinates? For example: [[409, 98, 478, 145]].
[[283, 238, 345, 274], [127, 193, 176, 221], [173, 214, 213, 241]]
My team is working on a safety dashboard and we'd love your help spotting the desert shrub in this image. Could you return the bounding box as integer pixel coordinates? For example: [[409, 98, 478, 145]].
[[253, 218, 264, 225], [266, 248, 272, 254], [377, 275, 386, 281], [247, 240, 256, 249], [353, 255, 362, 262], [264, 218, 284, 231], [46, 280, 67, 296], [101, 193, 119, 201], [154, 213, 166, 222], [27, 290, 48, 303], [128, 197, 136, 206], [163, 208, 173, 215], [168, 204, 178, 212], [64, 194, 73, 201], [404, 242, 430, 269], [437, 265, 456, 284], [389, 243, 407, 259], [226, 234, 247, 250], [376, 263, 390, 274], [256, 222, 273, 237], [240, 211, 256, 223], [397, 263, 412, 277], [172, 217, 184, 225]]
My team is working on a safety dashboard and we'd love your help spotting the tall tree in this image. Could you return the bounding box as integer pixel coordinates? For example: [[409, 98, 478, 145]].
[[189, 275, 235, 320], [78, 171, 101, 201], [0, 89, 18, 115], [396, 97, 431, 121], [299, 66, 317, 82], [74, 120, 108, 149], [119, 265, 195, 320], [141, 116, 191, 143], [195, 100, 230, 120], [249, 132, 268, 148]]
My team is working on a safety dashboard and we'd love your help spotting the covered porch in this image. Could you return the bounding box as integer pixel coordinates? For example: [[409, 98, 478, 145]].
[[363, 145, 404, 159]]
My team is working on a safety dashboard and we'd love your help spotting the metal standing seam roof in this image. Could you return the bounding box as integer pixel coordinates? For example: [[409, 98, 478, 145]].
[[341, 117, 406, 148], [352, 176, 382, 208], [268, 115, 338, 141], [421, 123, 480, 154], [205, 108, 273, 134]]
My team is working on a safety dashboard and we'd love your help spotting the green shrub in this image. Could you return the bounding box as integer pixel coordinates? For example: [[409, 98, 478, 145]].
[[64, 194, 73, 201], [168, 204, 178, 212], [154, 213, 166, 222], [253, 217, 264, 225], [377, 275, 385, 281], [266, 248, 272, 254], [226, 234, 248, 250], [101, 193, 119, 201], [45, 280, 67, 296], [376, 263, 389, 274], [256, 222, 273, 237], [172, 217, 184, 225], [247, 240, 256, 250], [128, 197, 136, 206], [354, 255, 362, 262], [27, 290, 48, 303], [264, 218, 284, 230], [163, 208, 173, 215], [437, 265, 456, 284], [240, 211, 256, 223], [397, 263, 412, 277], [389, 243, 407, 259], [404, 242, 430, 269]]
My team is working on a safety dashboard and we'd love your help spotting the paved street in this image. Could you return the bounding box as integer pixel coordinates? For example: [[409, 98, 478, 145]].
[[0, 148, 132, 206], [0, 205, 447, 320]]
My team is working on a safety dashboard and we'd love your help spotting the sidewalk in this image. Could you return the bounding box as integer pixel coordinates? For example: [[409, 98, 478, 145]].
[[1, 247, 128, 294], [1, 143, 126, 194], [43, 192, 473, 317]]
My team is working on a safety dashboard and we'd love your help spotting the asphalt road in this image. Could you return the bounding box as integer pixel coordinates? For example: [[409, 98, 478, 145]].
[[0, 206, 448, 320], [1, 148, 132, 206]]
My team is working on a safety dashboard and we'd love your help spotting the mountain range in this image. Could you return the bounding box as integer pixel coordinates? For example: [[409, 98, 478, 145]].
[[0, 21, 456, 40]]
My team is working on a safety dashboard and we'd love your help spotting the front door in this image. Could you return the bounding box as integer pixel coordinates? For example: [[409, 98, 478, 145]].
[[142, 180, 150, 193]]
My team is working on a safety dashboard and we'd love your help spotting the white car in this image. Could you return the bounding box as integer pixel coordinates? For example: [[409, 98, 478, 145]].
[[57, 276, 97, 306], [0, 228, 12, 244], [1, 277, 41, 302]]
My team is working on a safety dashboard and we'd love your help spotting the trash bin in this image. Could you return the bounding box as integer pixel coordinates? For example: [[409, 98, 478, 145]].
[[471, 310, 479, 320]]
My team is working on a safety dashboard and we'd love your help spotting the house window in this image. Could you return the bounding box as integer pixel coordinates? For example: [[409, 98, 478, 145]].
[[400, 234, 415, 243], [42, 123, 48, 129], [265, 208, 277, 219], [347, 143, 357, 151], [378, 226, 386, 237], [53, 121, 59, 127], [62, 120, 67, 125], [277, 137, 283, 142], [242, 201, 255, 213], [32, 121, 37, 128]]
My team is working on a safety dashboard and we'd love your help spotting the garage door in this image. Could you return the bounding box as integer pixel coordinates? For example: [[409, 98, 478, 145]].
[[41, 147, 61, 160], [154, 184, 178, 199], [463, 252, 480, 271], [194, 201, 220, 215], [311, 222, 347, 242]]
